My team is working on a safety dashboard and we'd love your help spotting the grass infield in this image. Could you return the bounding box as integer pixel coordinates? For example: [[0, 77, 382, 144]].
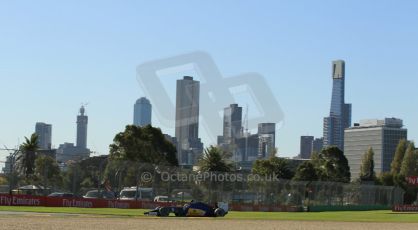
[[0, 206, 417, 223]]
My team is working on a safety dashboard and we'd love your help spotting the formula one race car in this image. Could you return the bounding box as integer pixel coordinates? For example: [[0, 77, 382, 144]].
[[144, 201, 229, 217]]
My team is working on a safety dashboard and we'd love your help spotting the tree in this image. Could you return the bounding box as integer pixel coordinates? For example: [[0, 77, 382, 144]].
[[391, 139, 408, 175], [16, 134, 39, 179], [62, 156, 108, 195], [0, 176, 7, 185], [62, 163, 83, 194], [312, 146, 351, 183], [359, 147, 376, 182], [196, 146, 232, 203], [400, 142, 417, 177], [34, 155, 62, 187], [293, 161, 318, 181], [198, 146, 232, 172], [377, 172, 394, 186], [252, 157, 293, 180], [109, 125, 178, 166]]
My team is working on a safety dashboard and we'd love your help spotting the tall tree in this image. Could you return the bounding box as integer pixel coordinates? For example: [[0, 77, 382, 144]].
[[359, 147, 376, 182], [252, 157, 293, 179], [198, 146, 232, 172], [400, 142, 417, 177], [293, 161, 318, 181], [312, 146, 351, 183], [63, 156, 108, 195], [391, 139, 408, 175], [34, 155, 62, 187], [16, 134, 39, 179], [109, 125, 178, 166]]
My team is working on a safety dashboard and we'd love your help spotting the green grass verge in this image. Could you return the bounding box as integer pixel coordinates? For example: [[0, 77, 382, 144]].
[[0, 206, 417, 223], [0, 206, 148, 216], [226, 210, 418, 223]]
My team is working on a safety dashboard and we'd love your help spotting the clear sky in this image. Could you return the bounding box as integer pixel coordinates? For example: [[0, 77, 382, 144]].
[[1, 0, 417, 163]]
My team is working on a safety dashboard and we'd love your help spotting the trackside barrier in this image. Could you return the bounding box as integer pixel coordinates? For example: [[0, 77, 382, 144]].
[[0, 194, 304, 212], [393, 205, 418, 212], [0, 194, 175, 209], [0, 194, 44, 206]]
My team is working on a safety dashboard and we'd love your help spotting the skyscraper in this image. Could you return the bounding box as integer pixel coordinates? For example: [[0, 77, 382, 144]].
[[300, 136, 314, 159], [312, 137, 324, 153], [175, 76, 203, 165], [35, 122, 52, 150], [222, 104, 243, 144], [258, 123, 276, 146], [76, 106, 88, 149], [56, 106, 90, 163], [344, 118, 407, 180], [258, 123, 276, 158], [323, 60, 352, 151], [134, 97, 152, 127], [235, 134, 259, 162]]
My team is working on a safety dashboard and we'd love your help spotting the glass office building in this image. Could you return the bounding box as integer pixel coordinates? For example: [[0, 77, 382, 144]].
[[323, 60, 352, 151], [134, 97, 152, 127], [344, 118, 407, 180], [175, 76, 203, 165]]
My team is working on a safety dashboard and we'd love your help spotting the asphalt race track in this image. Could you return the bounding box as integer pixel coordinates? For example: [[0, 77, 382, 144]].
[[1, 212, 418, 230]]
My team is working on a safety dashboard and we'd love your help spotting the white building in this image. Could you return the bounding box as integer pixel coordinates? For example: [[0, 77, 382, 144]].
[[344, 118, 407, 180]]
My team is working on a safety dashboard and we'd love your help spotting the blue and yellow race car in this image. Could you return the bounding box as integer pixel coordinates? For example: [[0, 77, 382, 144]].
[[144, 201, 228, 217]]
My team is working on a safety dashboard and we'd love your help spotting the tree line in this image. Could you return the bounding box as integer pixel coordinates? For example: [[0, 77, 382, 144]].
[[6, 125, 418, 203]]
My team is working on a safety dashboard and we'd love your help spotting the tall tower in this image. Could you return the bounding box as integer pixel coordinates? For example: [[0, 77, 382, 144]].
[[258, 123, 276, 158], [223, 104, 243, 144], [134, 97, 152, 127], [323, 60, 352, 151], [35, 122, 52, 150], [76, 106, 88, 149], [175, 76, 203, 165]]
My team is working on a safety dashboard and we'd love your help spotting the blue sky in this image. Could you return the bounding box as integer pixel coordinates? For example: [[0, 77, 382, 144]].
[[1, 0, 417, 163]]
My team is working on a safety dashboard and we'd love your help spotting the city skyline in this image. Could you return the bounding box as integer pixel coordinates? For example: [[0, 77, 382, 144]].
[[1, 1, 418, 163], [0, 60, 416, 160]]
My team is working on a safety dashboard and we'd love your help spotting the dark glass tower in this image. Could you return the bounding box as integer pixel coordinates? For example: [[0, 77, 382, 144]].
[[223, 104, 243, 144], [323, 60, 352, 151], [175, 76, 203, 165], [35, 122, 52, 150], [300, 136, 314, 159]]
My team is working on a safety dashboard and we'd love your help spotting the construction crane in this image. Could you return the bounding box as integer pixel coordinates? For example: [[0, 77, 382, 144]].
[[0, 148, 18, 152]]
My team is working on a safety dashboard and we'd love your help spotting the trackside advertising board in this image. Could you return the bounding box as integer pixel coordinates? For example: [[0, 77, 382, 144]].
[[393, 205, 418, 212], [406, 176, 418, 186], [0, 194, 43, 206], [0, 194, 302, 212], [392, 177, 418, 212], [0, 194, 167, 209]]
